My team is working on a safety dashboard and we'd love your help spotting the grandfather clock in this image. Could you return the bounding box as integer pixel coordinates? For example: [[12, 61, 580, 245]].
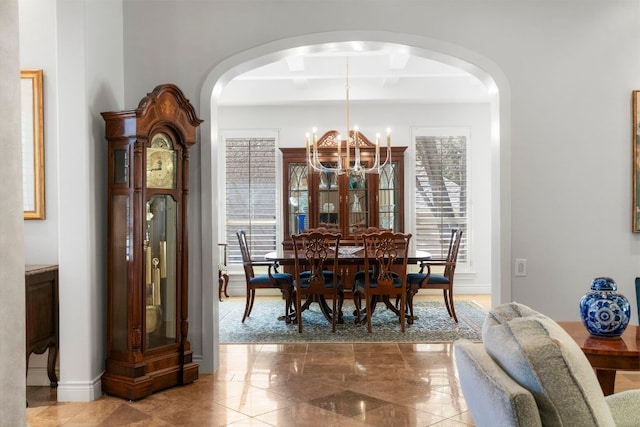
[[101, 84, 203, 400]]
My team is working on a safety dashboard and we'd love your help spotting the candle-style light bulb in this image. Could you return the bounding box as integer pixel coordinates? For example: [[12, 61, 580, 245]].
[[376, 133, 380, 157], [312, 127, 318, 151], [386, 127, 391, 149]]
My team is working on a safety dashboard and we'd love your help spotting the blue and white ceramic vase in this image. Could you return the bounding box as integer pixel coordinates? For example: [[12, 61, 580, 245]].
[[579, 277, 631, 338]]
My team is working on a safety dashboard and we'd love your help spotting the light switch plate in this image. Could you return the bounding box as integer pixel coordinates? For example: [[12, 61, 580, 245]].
[[515, 259, 527, 277]]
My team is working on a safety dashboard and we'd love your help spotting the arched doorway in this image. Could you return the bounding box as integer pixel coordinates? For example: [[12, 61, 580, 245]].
[[198, 32, 511, 373]]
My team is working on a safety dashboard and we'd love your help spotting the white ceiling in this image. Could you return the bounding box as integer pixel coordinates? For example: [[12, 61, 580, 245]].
[[218, 48, 491, 106]]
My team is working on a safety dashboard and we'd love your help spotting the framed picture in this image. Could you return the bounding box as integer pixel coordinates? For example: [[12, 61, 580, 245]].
[[634, 91, 640, 231], [21, 69, 45, 220]]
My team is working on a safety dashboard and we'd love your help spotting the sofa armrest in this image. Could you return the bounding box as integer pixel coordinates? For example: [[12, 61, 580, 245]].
[[454, 339, 542, 427], [606, 389, 640, 427]]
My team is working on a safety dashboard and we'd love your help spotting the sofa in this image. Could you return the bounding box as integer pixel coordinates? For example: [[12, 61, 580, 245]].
[[454, 302, 640, 427]]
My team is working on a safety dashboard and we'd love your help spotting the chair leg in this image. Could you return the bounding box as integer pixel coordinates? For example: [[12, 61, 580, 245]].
[[218, 273, 229, 302], [331, 295, 337, 332], [223, 273, 229, 298], [366, 294, 373, 333], [337, 290, 344, 324], [447, 289, 458, 323], [282, 286, 294, 325], [242, 288, 255, 323], [296, 291, 303, 333], [354, 292, 362, 325], [406, 288, 418, 325], [442, 289, 453, 318], [399, 293, 406, 333]]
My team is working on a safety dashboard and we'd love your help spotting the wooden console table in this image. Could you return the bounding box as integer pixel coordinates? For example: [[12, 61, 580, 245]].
[[25, 264, 59, 387], [559, 321, 640, 396]]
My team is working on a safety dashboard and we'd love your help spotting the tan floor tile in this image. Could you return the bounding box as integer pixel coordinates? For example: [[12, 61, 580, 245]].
[[255, 402, 367, 427], [306, 389, 388, 417], [266, 378, 344, 402], [216, 387, 297, 417], [353, 403, 445, 426]]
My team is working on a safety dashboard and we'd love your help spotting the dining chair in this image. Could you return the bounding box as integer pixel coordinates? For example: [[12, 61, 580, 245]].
[[406, 228, 463, 323], [351, 226, 392, 281], [353, 231, 412, 333], [236, 230, 294, 323], [291, 231, 343, 332]]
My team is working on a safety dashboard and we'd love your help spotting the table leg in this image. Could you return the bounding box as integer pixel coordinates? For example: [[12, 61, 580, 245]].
[[47, 344, 58, 387], [595, 369, 616, 396]]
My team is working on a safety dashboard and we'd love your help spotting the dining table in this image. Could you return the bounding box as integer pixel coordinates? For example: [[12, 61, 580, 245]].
[[264, 246, 431, 323]]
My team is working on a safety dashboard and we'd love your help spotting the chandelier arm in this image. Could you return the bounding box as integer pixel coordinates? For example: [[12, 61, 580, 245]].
[[309, 147, 341, 174], [377, 145, 392, 169]]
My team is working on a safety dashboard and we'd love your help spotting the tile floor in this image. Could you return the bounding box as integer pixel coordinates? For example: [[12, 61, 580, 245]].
[[25, 295, 640, 426]]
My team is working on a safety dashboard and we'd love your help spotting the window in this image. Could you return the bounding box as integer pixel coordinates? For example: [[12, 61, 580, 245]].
[[414, 134, 468, 261], [225, 137, 277, 264]]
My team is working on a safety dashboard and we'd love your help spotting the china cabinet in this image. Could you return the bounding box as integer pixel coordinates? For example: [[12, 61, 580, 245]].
[[101, 84, 202, 400], [281, 130, 406, 244]]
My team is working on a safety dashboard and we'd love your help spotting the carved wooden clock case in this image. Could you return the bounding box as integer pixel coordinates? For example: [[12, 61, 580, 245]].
[[101, 84, 203, 400]]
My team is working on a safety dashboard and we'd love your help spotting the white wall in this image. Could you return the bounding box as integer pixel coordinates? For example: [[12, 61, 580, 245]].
[[16, 0, 640, 401], [19, 0, 125, 399]]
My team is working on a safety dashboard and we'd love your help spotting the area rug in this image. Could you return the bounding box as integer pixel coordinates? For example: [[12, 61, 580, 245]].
[[219, 298, 487, 343]]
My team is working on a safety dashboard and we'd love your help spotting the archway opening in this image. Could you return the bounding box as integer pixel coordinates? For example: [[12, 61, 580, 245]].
[[198, 35, 509, 373]]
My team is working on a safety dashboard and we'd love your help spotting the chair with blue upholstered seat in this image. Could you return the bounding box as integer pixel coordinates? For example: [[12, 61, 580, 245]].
[[406, 228, 462, 323], [353, 231, 412, 333], [291, 231, 343, 332], [236, 230, 294, 323]]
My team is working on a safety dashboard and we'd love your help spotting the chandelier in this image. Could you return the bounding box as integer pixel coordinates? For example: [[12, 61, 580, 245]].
[[305, 58, 391, 175]]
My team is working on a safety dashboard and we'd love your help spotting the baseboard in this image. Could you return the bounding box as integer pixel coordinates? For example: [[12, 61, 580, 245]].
[[56, 374, 103, 402]]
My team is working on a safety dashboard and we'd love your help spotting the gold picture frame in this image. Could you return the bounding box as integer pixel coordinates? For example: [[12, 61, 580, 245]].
[[634, 91, 640, 232], [21, 69, 45, 220]]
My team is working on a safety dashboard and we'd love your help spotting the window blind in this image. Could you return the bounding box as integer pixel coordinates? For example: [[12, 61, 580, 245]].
[[415, 135, 467, 261], [225, 137, 277, 264]]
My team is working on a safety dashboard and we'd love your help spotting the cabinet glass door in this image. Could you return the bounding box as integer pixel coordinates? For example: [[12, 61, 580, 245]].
[[318, 169, 339, 230], [348, 171, 369, 234], [145, 195, 177, 349], [288, 163, 308, 235], [378, 161, 400, 231]]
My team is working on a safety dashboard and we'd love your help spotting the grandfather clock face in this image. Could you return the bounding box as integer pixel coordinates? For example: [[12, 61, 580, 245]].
[[146, 133, 176, 189]]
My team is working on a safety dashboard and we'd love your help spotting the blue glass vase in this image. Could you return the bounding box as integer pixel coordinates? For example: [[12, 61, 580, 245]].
[[297, 214, 306, 234], [579, 277, 631, 338]]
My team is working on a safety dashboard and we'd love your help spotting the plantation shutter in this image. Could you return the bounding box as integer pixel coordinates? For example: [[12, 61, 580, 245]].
[[415, 135, 467, 261], [225, 137, 277, 264]]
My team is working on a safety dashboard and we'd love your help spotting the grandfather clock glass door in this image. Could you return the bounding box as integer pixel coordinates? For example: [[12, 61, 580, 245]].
[[145, 195, 177, 349]]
